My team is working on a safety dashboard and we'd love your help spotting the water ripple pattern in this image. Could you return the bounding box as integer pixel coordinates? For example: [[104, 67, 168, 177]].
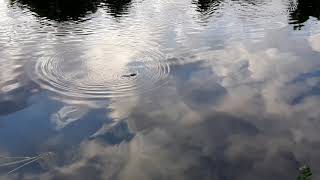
[[32, 45, 170, 99]]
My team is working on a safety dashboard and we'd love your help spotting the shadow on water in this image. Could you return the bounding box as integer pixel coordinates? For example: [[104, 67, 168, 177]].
[[289, 0, 320, 30], [10, 0, 132, 21]]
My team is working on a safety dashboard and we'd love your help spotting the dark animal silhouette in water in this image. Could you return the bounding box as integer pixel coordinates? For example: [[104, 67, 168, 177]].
[[121, 73, 137, 78]]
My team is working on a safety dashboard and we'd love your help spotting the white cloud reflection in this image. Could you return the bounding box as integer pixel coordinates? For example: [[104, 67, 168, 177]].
[[309, 33, 320, 52], [21, 34, 320, 179], [3, 0, 320, 179]]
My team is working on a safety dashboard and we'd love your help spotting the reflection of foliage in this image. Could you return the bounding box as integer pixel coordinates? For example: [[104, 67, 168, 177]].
[[10, 0, 132, 21], [297, 165, 312, 180], [104, 0, 132, 17], [193, 0, 221, 14], [10, 0, 100, 21], [289, 0, 320, 30], [195, 0, 215, 12]]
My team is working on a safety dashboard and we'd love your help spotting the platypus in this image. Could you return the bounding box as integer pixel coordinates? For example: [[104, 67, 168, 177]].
[[122, 73, 137, 78]]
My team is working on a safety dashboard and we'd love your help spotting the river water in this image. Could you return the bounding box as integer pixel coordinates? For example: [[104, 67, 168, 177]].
[[0, 0, 320, 179]]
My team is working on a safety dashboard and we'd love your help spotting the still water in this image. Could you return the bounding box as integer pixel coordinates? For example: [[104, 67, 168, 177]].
[[0, 0, 320, 179]]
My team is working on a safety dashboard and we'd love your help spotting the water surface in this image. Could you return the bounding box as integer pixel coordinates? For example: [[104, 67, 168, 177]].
[[1, 0, 320, 179]]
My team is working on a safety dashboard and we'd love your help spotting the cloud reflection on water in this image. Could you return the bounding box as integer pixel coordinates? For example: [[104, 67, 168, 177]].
[[2, 0, 320, 179], [11, 30, 320, 179]]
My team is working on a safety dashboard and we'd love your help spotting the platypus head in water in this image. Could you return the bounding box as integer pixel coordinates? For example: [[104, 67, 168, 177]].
[[122, 73, 137, 78]]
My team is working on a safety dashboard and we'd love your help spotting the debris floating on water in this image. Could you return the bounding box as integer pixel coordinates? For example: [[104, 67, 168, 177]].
[[0, 152, 56, 175]]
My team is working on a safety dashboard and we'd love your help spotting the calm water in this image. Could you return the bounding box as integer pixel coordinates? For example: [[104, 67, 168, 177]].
[[0, 0, 320, 179]]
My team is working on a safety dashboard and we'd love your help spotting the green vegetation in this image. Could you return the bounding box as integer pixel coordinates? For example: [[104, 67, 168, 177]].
[[297, 165, 312, 180]]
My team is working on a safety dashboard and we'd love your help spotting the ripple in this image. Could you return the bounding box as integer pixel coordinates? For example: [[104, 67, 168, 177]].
[[31, 45, 170, 99]]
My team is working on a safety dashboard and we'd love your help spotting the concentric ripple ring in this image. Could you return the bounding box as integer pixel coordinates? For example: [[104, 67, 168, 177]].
[[31, 45, 170, 99]]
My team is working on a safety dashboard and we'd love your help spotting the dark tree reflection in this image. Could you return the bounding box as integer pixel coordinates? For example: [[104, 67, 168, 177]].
[[10, 0, 132, 21], [10, 0, 100, 21], [193, 0, 221, 14], [104, 0, 132, 18], [289, 0, 320, 30]]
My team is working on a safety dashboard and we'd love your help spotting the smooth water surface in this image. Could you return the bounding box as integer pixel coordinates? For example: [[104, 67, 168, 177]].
[[1, 0, 320, 179]]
